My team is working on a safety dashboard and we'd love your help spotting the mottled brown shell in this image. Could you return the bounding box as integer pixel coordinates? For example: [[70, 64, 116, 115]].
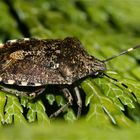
[[0, 37, 106, 86]]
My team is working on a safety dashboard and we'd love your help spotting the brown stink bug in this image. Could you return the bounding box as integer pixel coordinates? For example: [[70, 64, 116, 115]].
[[0, 37, 140, 118]]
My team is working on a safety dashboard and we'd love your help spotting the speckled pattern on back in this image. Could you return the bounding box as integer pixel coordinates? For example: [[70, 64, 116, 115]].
[[0, 37, 106, 86]]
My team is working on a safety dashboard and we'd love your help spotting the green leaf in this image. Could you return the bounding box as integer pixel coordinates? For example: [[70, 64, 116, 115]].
[[81, 79, 133, 127], [36, 101, 50, 124], [4, 94, 27, 124], [105, 71, 140, 104], [27, 100, 50, 124], [94, 77, 135, 109], [0, 92, 6, 125], [131, 67, 140, 80], [64, 109, 76, 122], [55, 95, 66, 107], [46, 94, 55, 105]]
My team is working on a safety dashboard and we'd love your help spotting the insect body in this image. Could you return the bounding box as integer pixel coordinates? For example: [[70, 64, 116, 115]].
[[0, 37, 106, 86], [0, 37, 139, 118]]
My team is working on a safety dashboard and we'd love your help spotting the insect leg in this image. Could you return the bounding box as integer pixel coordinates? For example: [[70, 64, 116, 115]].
[[62, 88, 73, 106], [0, 86, 45, 99], [74, 86, 82, 118], [28, 88, 46, 98], [49, 88, 73, 118], [0, 86, 31, 97]]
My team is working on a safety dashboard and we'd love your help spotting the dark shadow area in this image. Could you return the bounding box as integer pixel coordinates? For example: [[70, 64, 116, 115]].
[[0, 82, 89, 120], [4, 0, 31, 37], [41, 84, 89, 118]]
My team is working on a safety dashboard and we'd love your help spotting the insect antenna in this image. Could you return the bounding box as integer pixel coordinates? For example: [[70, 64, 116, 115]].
[[103, 45, 140, 62], [103, 73, 137, 101], [101, 45, 140, 100]]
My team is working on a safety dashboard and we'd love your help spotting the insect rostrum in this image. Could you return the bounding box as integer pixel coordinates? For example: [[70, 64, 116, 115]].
[[0, 37, 139, 118]]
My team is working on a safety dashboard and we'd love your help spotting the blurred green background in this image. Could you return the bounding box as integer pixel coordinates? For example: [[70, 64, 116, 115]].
[[1, 0, 140, 139]]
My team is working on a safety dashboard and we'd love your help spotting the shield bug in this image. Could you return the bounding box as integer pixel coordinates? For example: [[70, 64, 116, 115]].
[[0, 37, 140, 118]]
